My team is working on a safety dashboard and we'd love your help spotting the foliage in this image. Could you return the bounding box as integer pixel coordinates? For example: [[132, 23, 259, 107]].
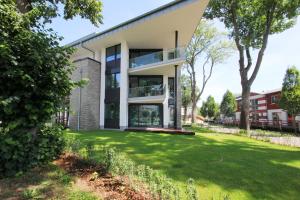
[[186, 178, 199, 200], [200, 96, 220, 119], [181, 74, 193, 109], [205, 0, 300, 130], [279, 66, 300, 117], [15, 0, 103, 26], [184, 20, 234, 122], [220, 90, 237, 118], [0, 0, 103, 175], [0, 124, 65, 177], [0, 0, 75, 133]]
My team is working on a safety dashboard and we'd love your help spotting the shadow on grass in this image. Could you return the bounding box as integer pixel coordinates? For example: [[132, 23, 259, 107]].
[[67, 129, 300, 200]]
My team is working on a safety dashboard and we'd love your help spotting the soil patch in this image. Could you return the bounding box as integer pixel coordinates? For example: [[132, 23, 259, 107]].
[[54, 153, 153, 200]]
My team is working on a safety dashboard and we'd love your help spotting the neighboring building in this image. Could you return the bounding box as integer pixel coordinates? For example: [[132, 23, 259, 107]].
[[235, 89, 300, 123], [67, 0, 209, 130]]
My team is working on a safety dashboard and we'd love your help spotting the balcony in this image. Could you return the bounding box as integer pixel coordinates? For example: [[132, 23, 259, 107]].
[[129, 47, 186, 70], [128, 84, 166, 103]]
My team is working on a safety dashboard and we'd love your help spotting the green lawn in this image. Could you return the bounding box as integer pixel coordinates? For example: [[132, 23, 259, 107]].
[[66, 129, 300, 200]]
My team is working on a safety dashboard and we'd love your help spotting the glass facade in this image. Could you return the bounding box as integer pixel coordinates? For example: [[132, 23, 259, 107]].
[[128, 104, 163, 127], [105, 44, 121, 128], [129, 76, 164, 98], [106, 73, 120, 89], [129, 49, 163, 68]]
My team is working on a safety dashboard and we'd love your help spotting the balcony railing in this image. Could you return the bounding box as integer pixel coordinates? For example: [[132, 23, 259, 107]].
[[129, 84, 165, 98], [129, 47, 186, 69]]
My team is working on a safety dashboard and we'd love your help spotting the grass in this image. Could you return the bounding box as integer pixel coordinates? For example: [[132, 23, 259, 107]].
[[0, 164, 99, 200], [66, 128, 300, 200]]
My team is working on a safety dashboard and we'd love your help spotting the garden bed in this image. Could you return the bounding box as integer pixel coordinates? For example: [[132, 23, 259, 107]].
[[54, 153, 152, 200]]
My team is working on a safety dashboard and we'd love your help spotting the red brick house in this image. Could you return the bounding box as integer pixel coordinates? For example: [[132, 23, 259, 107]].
[[235, 89, 300, 124]]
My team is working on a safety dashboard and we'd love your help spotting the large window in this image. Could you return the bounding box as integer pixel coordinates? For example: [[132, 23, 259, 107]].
[[168, 77, 175, 98], [129, 76, 164, 98], [105, 44, 121, 129], [105, 103, 119, 128], [128, 104, 163, 127], [106, 45, 121, 62], [129, 49, 163, 68], [106, 73, 120, 89], [129, 76, 163, 88]]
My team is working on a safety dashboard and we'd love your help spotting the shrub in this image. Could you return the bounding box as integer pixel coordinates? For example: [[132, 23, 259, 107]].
[[186, 178, 199, 200], [0, 124, 65, 177]]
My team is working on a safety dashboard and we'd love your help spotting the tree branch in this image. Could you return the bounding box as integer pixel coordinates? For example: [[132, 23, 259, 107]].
[[196, 56, 215, 102], [245, 46, 252, 72], [249, 2, 276, 85]]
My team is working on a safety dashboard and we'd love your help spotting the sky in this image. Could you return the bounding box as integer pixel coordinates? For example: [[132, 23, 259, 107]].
[[49, 0, 300, 105]]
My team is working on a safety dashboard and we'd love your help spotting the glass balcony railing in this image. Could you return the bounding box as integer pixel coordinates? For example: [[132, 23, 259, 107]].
[[129, 84, 165, 98], [129, 47, 186, 69]]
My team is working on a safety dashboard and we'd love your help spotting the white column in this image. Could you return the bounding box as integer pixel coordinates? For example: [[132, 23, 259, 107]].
[[99, 48, 106, 129], [163, 75, 169, 128], [119, 41, 129, 130]]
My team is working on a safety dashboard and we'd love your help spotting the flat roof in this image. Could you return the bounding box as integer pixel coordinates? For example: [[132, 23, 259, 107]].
[[67, 0, 189, 47]]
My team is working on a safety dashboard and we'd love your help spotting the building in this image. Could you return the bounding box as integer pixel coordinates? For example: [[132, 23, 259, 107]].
[[235, 89, 299, 124], [67, 0, 209, 130]]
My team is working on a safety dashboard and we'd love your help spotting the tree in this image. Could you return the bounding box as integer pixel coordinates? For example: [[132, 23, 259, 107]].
[[185, 20, 234, 124], [205, 0, 300, 131], [200, 96, 219, 119], [15, 0, 103, 25], [0, 0, 103, 175], [220, 90, 237, 118], [181, 75, 193, 122], [279, 66, 300, 133]]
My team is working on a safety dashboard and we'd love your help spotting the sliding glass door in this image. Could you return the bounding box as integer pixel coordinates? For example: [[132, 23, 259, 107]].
[[128, 104, 163, 127]]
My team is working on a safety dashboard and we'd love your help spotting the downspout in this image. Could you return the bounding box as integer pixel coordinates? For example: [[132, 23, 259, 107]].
[[78, 69, 83, 131], [81, 42, 95, 59], [174, 30, 178, 129]]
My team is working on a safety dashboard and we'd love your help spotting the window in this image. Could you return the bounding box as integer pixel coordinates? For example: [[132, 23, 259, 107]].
[[168, 77, 175, 98], [129, 49, 163, 68], [128, 104, 162, 127], [106, 73, 120, 89], [271, 95, 279, 104], [250, 99, 258, 110], [105, 103, 119, 120], [106, 45, 121, 62]]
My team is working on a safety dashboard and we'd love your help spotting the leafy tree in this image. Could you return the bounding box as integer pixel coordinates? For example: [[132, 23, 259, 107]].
[[220, 90, 237, 118], [279, 66, 300, 133], [200, 96, 219, 119], [0, 0, 102, 175], [181, 75, 192, 122], [185, 20, 234, 124], [205, 0, 300, 131], [15, 0, 103, 25]]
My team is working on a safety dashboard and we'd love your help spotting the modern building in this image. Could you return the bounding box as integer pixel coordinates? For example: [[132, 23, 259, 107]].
[[67, 0, 209, 130]]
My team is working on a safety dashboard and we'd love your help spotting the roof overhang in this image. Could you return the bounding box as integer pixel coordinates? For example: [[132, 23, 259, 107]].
[[70, 0, 209, 57]]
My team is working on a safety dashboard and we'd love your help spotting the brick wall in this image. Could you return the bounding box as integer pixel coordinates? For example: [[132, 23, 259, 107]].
[[69, 58, 101, 130]]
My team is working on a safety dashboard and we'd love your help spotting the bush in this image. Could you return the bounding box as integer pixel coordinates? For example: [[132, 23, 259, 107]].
[[0, 124, 65, 177]]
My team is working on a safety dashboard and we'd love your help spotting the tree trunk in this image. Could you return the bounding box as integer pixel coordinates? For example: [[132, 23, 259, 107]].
[[239, 84, 251, 131], [191, 71, 197, 123], [183, 106, 187, 123]]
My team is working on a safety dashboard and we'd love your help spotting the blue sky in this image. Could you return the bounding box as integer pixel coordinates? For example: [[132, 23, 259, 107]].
[[49, 0, 300, 104]]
